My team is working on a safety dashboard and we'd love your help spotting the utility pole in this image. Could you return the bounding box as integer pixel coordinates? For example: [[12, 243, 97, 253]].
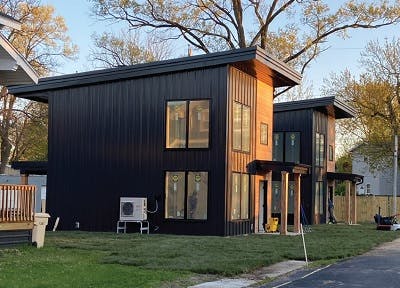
[[393, 135, 398, 216]]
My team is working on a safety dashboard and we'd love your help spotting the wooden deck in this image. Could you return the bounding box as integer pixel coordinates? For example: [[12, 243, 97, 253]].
[[0, 184, 36, 231]]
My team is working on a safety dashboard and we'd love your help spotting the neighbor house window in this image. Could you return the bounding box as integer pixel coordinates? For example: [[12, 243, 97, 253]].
[[233, 102, 250, 152], [165, 171, 208, 220], [260, 123, 268, 145], [315, 181, 324, 217], [231, 172, 249, 220], [315, 132, 325, 167], [166, 100, 210, 149], [272, 132, 300, 163]]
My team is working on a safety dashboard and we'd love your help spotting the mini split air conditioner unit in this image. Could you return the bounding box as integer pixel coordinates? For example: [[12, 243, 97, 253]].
[[120, 197, 147, 221]]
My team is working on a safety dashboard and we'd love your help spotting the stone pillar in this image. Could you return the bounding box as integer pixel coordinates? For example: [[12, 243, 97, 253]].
[[345, 180, 351, 224], [293, 173, 301, 234], [280, 171, 289, 235]]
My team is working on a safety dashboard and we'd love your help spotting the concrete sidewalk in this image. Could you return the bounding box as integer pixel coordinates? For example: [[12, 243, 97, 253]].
[[189, 260, 307, 288]]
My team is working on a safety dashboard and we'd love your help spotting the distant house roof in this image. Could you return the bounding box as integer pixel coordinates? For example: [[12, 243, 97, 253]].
[[11, 161, 47, 175], [274, 96, 356, 119], [0, 13, 38, 86], [9, 46, 302, 103]]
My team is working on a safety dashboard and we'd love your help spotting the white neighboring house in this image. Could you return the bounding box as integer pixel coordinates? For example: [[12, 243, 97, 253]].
[[0, 11, 38, 86], [352, 145, 400, 196]]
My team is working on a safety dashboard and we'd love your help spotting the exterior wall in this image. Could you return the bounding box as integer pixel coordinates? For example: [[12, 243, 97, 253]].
[[48, 66, 229, 235], [225, 67, 257, 235], [273, 109, 313, 223], [352, 152, 400, 196], [254, 80, 273, 232]]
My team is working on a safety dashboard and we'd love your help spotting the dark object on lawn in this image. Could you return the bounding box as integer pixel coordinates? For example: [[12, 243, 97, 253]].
[[328, 198, 337, 224], [374, 214, 398, 230]]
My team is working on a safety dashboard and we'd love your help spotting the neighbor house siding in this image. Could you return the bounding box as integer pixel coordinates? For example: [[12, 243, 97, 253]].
[[48, 66, 229, 235]]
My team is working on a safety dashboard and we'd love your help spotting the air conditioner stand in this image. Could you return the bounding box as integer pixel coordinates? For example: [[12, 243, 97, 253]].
[[116, 220, 149, 234]]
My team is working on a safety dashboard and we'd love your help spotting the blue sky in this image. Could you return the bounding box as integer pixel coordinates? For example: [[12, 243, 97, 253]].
[[43, 0, 399, 97]]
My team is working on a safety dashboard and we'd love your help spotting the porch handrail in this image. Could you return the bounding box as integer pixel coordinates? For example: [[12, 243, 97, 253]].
[[0, 184, 36, 223]]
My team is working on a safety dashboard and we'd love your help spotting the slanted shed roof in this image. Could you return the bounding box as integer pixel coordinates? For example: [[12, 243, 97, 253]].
[[0, 13, 38, 86], [274, 96, 355, 119], [9, 46, 301, 103]]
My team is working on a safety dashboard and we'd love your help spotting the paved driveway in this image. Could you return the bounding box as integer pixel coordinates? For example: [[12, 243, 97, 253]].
[[262, 238, 400, 288]]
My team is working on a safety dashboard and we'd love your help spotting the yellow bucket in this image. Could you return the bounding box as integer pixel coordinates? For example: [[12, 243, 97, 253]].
[[265, 217, 279, 233]]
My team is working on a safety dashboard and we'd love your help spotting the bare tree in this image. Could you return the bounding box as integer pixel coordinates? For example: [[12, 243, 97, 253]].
[[89, 0, 400, 73]]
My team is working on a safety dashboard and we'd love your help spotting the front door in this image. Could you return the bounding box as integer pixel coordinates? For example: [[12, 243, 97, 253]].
[[259, 180, 268, 232]]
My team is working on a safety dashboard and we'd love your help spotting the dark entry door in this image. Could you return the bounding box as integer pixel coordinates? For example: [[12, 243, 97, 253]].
[[259, 180, 268, 232]]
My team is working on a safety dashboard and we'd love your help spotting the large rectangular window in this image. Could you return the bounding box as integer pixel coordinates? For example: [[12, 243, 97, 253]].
[[165, 171, 208, 220], [233, 102, 250, 152], [231, 172, 249, 220], [166, 100, 210, 149], [315, 132, 325, 167], [273, 132, 300, 163]]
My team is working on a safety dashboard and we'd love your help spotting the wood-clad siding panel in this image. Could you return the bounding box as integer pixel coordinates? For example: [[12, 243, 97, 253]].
[[255, 81, 273, 160], [48, 66, 228, 235], [327, 115, 335, 173], [225, 67, 258, 236]]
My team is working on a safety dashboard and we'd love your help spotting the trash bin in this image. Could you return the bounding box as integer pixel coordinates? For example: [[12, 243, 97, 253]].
[[32, 213, 50, 248], [265, 217, 279, 233]]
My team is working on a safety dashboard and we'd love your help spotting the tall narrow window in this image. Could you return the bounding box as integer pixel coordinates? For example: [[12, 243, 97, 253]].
[[285, 132, 300, 163], [272, 133, 284, 161], [165, 171, 208, 220], [166, 102, 187, 148], [315, 132, 325, 167], [260, 123, 268, 145], [187, 172, 208, 220], [329, 145, 334, 161], [232, 102, 250, 152], [231, 172, 249, 220], [165, 172, 185, 219], [166, 100, 210, 149], [189, 101, 209, 148], [233, 102, 242, 151]]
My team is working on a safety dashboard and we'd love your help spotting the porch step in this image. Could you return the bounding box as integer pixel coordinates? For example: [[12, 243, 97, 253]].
[[0, 230, 32, 247]]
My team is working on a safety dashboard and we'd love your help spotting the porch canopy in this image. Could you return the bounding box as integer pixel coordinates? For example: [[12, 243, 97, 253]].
[[247, 160, 310, 235], [327, 172, 364, 225]]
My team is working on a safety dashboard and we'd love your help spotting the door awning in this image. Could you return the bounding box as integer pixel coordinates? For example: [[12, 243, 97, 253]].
[[247, 160, 310, 175], [327, 172, 363, 184]]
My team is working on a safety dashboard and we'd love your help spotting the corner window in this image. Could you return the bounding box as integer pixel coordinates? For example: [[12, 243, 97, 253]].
[[231, 173, 249, 220], [315, 132, 325, 167], [233, 102, 250, 152], [165, 171, 208, 220], [166, 100, 210, 149]]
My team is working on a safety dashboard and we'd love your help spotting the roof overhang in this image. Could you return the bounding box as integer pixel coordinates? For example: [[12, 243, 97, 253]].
[[327, 172, 363, 184], [9, 46, 301, 103], [274, 96, 356, 119], [0, 12, 21, 30], [11, 161, 47, 175], [247, 160, 310, 175], [0, 33, 38, 86]]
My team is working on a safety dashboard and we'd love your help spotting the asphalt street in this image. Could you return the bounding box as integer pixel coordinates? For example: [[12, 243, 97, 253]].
[[262, 237, 400, 288]]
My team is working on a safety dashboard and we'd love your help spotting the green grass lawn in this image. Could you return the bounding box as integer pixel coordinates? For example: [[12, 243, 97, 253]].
[[0, 224, 398, 288]]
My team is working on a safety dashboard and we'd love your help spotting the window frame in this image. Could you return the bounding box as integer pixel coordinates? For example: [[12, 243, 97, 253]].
[[232, 101, 251, 153], [272, 131, 301, 163], [260, 122, 268, 145], [164, 171, 209, 221], [231, 172, 250, 221], [315, 132, 326, 167], [328, 145, 334, 162], [165, 99, 211, 150]]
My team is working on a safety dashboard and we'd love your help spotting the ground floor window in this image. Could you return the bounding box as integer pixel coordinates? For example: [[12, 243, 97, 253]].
[[315, 181, 324, 218], [231, 172, 249, 220], [165, 171, 208, 220]]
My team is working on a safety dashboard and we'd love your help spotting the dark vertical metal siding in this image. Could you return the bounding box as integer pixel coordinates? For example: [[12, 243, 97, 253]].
[[48, 66, 228, 235], [273, 109, 314, 223], [0, 230, 31, 247]]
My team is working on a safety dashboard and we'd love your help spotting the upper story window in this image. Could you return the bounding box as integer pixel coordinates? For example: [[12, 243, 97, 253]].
[[315, 132, 325, 167], [166, 100, 210, 149], [329, 145, 334, 162], [233, 102, 250, 152], [260, 123, 268, 145], [272, 132, 301, 163]]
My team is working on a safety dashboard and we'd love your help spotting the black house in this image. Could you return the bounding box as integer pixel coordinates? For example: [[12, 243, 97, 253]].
[[10, 47, 304, 236], [273, 97, 358, 224]]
